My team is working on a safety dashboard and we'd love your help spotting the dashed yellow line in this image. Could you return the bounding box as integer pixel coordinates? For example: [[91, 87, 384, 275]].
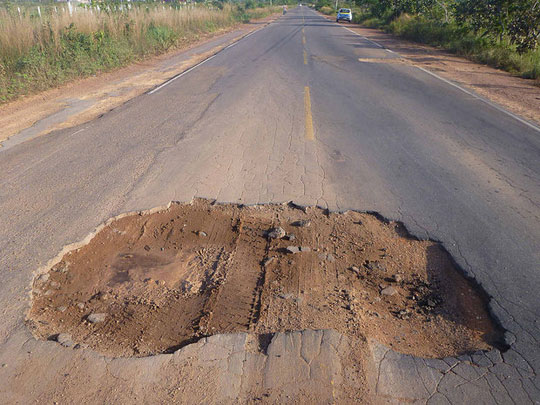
[[302, 35, 306, 45], [303, 50, 308, 65], [304, 86, 314, 141]]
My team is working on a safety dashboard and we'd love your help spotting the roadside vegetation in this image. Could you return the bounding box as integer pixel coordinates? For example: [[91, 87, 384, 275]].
[[315, 0, 540, 81], [0, 0, 281, 104]]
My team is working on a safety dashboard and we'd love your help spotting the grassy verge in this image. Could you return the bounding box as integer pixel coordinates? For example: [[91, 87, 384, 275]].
[[352, 12, 540, 82], [0, 4, 279, 104], [318, 6, 335, 15]]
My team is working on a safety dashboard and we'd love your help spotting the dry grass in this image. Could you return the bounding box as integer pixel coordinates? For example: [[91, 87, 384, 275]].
[[0, 5, 235, 62], [0, 3, 277, 103]]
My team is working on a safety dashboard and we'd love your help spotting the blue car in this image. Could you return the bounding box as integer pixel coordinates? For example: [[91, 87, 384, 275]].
[[336, 8, 352, 23]]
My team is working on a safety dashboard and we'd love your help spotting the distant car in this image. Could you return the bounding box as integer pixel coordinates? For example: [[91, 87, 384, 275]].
[[336, 8, 352, 23]]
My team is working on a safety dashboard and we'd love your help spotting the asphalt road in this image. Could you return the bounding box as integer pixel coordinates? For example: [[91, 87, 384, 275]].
[[0, 7, 539, 403]]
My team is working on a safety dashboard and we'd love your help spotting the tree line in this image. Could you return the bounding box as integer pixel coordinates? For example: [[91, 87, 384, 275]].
[[355, 0, 540, 53]]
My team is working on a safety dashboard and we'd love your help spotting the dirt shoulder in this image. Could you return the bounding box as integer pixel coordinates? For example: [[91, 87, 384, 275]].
[[325, 15, 540, 126], [0, 15, 278, 148]]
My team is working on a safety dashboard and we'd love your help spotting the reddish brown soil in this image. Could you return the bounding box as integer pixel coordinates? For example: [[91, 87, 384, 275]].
[[27, 199, 504, 358]]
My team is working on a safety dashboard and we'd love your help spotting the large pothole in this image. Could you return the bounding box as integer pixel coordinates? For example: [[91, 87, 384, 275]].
[[27, 199, 504, 358]]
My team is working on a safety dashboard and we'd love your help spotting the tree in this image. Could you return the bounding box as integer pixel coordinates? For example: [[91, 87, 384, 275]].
[[454, 0, 514, 42], [508, 0, 540, 52]]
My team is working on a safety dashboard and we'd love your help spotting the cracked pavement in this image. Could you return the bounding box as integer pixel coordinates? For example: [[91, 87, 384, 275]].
[[0, 7, 539, 404]]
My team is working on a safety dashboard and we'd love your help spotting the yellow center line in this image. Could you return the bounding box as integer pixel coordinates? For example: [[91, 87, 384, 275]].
[[302, 35, 306, 45], [304, 86, 314, 141], [303, 50, 308, 65]]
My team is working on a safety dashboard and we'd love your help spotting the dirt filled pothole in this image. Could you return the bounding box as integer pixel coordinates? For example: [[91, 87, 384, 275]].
[[27, 199, 504, 358]]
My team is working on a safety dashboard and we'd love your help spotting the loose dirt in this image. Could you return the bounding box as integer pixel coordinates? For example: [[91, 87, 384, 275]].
[[27, 199, 504, 358]]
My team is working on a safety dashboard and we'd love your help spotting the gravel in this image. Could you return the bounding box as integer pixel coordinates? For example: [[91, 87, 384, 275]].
[[381, 286, 398, 296], [87, 313, 107, 323], [267, 227, 286, 239], [56, 333, 74, 348]]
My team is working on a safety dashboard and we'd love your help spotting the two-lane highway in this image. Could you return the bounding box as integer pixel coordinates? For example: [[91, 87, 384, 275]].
[[0, 6, 539, 403]]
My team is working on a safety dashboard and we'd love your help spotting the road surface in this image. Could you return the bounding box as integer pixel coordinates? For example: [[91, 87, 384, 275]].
[[0, 7, 539, 403]]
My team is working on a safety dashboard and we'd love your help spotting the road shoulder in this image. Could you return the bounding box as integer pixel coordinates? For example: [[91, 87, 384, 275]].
[[0, 16, 278, 149]]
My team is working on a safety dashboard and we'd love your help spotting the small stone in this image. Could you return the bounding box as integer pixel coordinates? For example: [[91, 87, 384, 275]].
[[397, 309, 410, 319], [37, 273, 50, 283], [56, 333, 74, 348], [56, 306, 67, 313], [197, 231, 207, 237], [263, 256, 277, 267], [326, 254, 335, 262], [291, 220, 311, 227], [144, 245, 151, 251], [350, 266, 360, 273], [299, 246, 311, 252], [504, 331, 516, 345], [365, 261, 386, 271], [87, 313, 107, 324], [381, 286, 398, 296], [267, 227, 286, 239], [50, 281, 60, 289], [391, 274, 402, 282], [286, 246, 300, 254], [286, 233, 296, 241], [76, 303, 85, 310], [1, 363, 6, 368]]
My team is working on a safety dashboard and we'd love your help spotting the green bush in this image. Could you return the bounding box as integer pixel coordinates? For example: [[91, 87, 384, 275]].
[[147, 24, 178, 51], [319, 6, 334, 15]]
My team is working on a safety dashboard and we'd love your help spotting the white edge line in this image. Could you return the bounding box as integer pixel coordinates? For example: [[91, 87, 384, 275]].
[[148, 54, 218, 95], [71, 128, 86, 136], [336, 16, 540, 133], [416, 66, 540, 133], [148, 26, 265, 95], [343, 26, 383, 47]]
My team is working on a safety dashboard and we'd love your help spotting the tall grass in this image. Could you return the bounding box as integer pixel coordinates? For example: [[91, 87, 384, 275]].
[[319, 6, 334, 15], [0, 4, 275, 103]]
